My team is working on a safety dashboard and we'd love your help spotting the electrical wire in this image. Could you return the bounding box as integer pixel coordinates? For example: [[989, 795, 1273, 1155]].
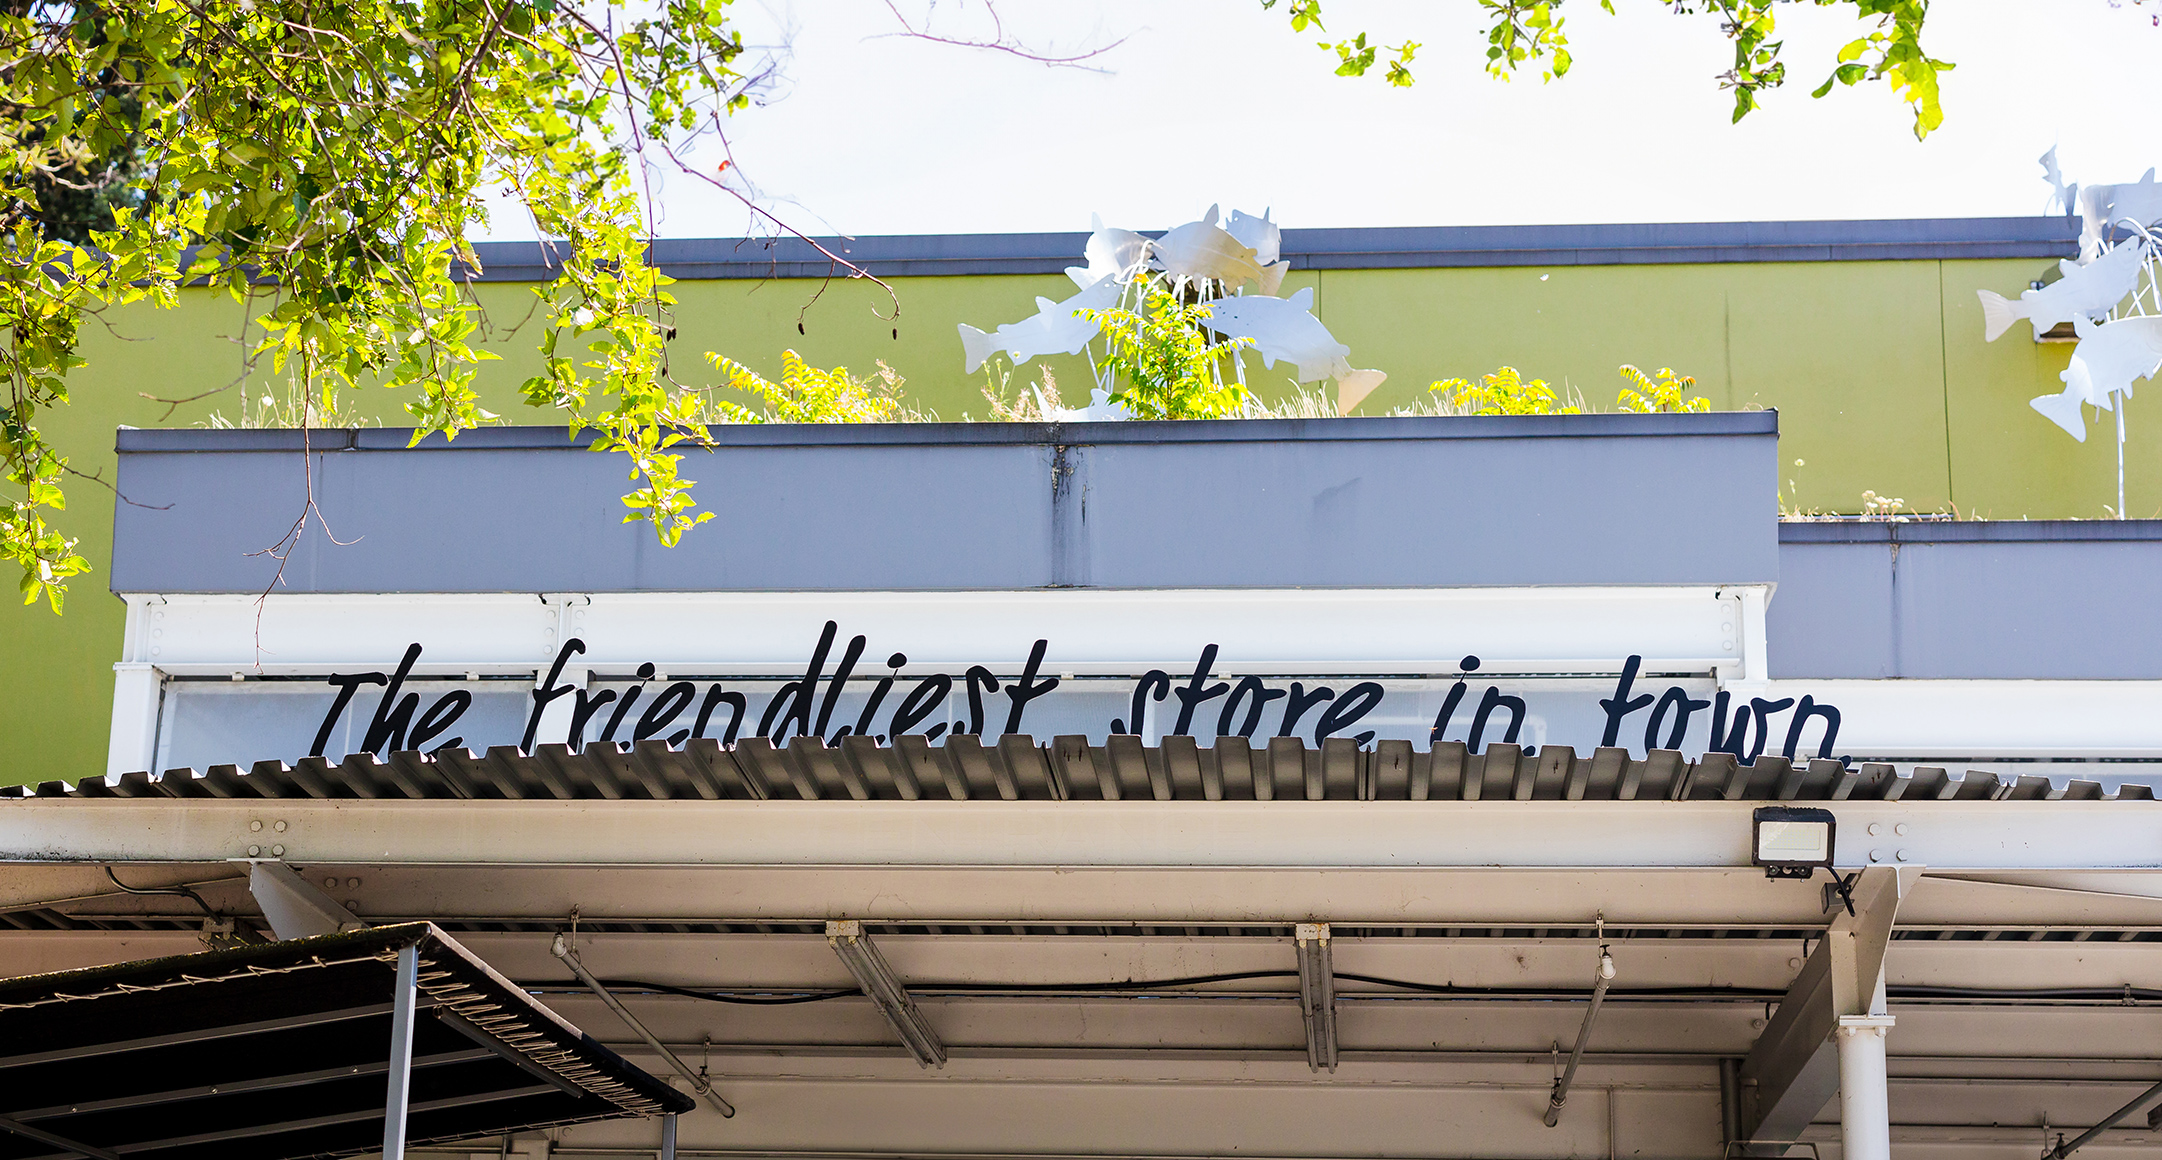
[[548, 975, 2162, 1007], [101, 866, 218, 918]]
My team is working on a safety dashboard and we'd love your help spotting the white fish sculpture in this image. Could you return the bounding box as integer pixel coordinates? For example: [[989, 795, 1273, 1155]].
[[2030, 315, 2162, 441], [1150, 205, 1263, 288], [2040, 147, 2078, 217], [1225, 207, 1282, 266], [958, 274, 1121, 373], [2078, 169, 2162, 257], [1225, 207, 1291, 295], [1977, 239, 2149, 341], [1198, 286, 1354, 383], [1334, 368, 1388, 415], [1065, 214, 1149, 289]]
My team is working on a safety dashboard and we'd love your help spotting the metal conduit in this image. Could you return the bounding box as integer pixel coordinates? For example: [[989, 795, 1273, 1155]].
[[2045, 1077, 2162, 1159], [552, 934, 736, 1119], [1544, 922, 1616, 1128]]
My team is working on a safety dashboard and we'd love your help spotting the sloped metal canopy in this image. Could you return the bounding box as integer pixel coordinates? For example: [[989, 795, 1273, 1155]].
[[0, 923, 691, 1160], [5, 735, 2148, 804]]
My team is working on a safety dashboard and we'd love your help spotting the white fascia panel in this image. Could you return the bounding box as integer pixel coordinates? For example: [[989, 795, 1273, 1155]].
[[117, 587, 1756, 677], [1763, 679, 2162, 759]]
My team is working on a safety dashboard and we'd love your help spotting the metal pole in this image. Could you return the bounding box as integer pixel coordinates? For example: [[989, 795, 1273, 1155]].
[[660, 1112, 679, 1160], [553, 934, 736, 1118], [1545, 945, 1616, 1127], [1719, 1057, 1741, 1150], [384, 943, 419, 1160], [2118, 403, 2128, 520], [2047, 1076, 2162, 1158], [1835, 1015, 1895, 1160]]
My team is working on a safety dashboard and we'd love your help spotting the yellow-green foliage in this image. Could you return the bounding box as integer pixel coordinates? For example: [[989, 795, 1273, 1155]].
[[700, 350, 906, 424], [1429, 366, 1579, 416], [1080, 287, 1251, 421], [1616, 365, 1711, 413]]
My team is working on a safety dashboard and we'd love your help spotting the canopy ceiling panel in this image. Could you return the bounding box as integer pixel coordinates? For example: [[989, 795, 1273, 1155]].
[[0, 923, 690, 1160]]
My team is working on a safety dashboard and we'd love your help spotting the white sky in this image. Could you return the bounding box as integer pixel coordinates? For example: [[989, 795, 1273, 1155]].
[[479, 0, 2161, 240]]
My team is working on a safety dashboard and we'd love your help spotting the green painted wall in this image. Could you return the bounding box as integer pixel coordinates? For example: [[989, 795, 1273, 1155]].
[[3, 254, 2150, 786]]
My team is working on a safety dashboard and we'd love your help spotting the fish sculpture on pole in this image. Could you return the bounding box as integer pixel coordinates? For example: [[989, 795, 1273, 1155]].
[[957, 274, 1121, 374], [1982, 152, 2162, 514], [1977, 241, 2148, 342], [960, 205, 1387, 418]]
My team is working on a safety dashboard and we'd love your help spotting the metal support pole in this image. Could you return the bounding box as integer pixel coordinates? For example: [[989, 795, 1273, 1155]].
[[1835, 1015, 1895, 1160], [384, 942, 419, 1160], [1719, 1058, 1741, 1151], [553, 934, 735, 1118], [660, 1112, 678, 1160], [1545, 933, 1616, 1127]]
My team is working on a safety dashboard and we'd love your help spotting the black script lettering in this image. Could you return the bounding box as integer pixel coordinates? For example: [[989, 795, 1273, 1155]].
[[636, 681, 699, 745], [1430, 682, 1468, 745], [853, 653, 907, 741], [568, 687, 618, 750], [361, 643, 426, 755], [1219, 676, 1286, 738], [890, 673, 953, 739], [763, 620, 841, 741], [1314, 681, 1385, 746], [1467, 686, 1526, 751], [815, 634, 868, 738], [523, 639, 587, 752], [1170, 644, 1230, 736], [409, 689, 470, 752], [601, 662, 655, 742], [1708, 691, 1748, 757], [693, 684, 747, 745], [1428, 656, 1481, 745], [1003, 640, 1061, 734], [1600, 655, 1655, 747], [1781, 695, 1841, 760], [1120, 671, 1171, 736], [1748, 696, 1796, 762], [312, 670, 388, 757], [1645, 686, 1710, 752], [1278, 682, 1335, 738], [1708, 692, 1793, 760], [963, 666, 1000, 736]]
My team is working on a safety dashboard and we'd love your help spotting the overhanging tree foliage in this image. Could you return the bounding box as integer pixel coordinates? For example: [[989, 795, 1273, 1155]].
[[2, 0, 1966, 611]]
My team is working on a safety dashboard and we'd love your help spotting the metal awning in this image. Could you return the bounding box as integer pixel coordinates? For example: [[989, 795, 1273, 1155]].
[[0, 923, 692, 1160], [4, 735, 2149, 804]]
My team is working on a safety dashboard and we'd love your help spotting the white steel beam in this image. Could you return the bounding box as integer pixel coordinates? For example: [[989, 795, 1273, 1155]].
[[6, 799, 2160, 872], [1740, 866, 1916, 1148]]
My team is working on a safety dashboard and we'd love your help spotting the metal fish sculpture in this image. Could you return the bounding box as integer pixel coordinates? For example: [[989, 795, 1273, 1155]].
[[2078, 169, 2162, 257], [1977, 239, 2149, 342], [1150, 205, 1263, 288], [1065, 214, 1149, 289], [2030, 315, 2162, 441], [1197, 286, 1352, 383], [958, 274, 1121, 373], [2040, 147, 2078, 218], [1225, 207, 1282, 266]]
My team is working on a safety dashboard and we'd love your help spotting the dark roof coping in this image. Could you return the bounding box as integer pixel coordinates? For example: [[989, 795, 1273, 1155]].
[[115, 411, 1781, 454], [456, 217, 2078, 281], [1778, 518, 2162, 544]]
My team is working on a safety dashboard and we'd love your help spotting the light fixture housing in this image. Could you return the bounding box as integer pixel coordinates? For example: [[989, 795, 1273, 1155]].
[[827, 920, 947, 1068], [1752, 805, 1837, 879]]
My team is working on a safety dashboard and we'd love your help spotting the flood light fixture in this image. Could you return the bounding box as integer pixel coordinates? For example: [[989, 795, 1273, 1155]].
[[1752, 806, 1837, 879]]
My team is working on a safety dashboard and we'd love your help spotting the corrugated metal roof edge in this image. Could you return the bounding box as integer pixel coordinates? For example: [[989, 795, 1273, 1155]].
[[114, 411, 1781, 454], [5, 735, 2140, 804], [453, 217, 2077, 281]]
